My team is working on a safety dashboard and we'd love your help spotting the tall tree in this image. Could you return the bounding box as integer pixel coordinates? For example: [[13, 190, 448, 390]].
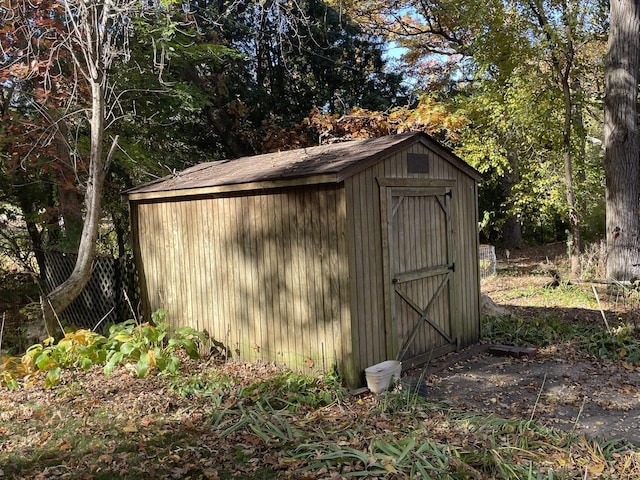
[[342, 0, 606, 271], [526, 0, 583, 277], [212, 0, 405, 153], [1, 1, 87, 269], [604, 0, 640, 281], [39, 0, 130, 335], [1, 0, 182, 335]]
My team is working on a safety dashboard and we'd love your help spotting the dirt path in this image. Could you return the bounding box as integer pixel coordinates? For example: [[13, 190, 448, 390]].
[[406, 243, 640, 446], [412, 344, 640, 445]]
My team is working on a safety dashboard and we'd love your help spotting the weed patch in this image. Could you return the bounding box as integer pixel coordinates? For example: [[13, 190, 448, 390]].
[[239, 371, 344, 411], [483, 314, 640, 365], [483, 315, 573, 347], [0, 309, 207, 388]]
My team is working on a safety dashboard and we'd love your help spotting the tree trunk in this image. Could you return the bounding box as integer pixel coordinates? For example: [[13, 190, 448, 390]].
[[528, 0, 581, 278], [604, 0, 640, 281], [502, 216, 523, 250], [18, 198, 46, 278], [558, 55, 581, 279], [501, 149, 522, 249], [52, 111, 84, 249], [563, 124, 581, 279], [572, 78, 588, 237], [41, 80, 111, 337]]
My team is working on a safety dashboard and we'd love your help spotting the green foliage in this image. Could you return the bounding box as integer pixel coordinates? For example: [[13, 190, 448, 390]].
[[483, 314, 640, 365], [577, 324, 640, 363], [0, 309, 207, 388], [239, 371, 344, 412], [218, 0, 404, 126], [419, 0, 607, 247], [168, 370, 233, 402], [103, 309, 206, 377], [482, 315, 572, 347]]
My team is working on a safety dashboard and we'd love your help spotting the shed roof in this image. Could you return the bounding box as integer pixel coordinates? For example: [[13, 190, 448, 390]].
[[126, 132, 480, 201]]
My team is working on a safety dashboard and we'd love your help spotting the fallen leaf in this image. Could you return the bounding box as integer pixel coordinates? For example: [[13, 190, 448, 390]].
[[58, 439, 72, 451], [203, 469, 219, 480], [140, 415, 155, 427], [384, 464, 398, 473]]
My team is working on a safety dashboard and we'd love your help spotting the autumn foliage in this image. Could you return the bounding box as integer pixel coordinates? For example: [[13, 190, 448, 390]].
[[256, 96, 467, 153], [306, 96, 466, 144]]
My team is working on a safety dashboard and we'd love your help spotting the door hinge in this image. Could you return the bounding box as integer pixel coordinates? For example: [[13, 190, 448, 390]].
[[449, 263, 456, 272]]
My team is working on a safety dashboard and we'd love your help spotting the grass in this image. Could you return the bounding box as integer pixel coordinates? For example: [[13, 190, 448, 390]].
[[488, 280, 602, 310], [4, 247, 640, 478], [205, 378, 640, 479], [482, 280, 640, 364], [483, 302, 640, 365], [4, 353, 640, 479]]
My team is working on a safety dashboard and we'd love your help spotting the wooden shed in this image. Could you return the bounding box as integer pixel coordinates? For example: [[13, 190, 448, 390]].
[[126, 132, 482, 387]]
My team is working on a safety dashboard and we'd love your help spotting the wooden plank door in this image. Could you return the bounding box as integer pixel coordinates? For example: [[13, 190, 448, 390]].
[[381, 184, 457, 369]]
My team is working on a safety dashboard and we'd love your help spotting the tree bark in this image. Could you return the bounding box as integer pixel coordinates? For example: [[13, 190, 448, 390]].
[[501, 150, 523, 250], [18, 197, 46, 278], [502, 216, 523, 250], [41, 80, 113, 337], [571, 78, 588, 234], [51, 111, 84, 249], [604, 0, 640, 281], [561, 85, 581, 279]]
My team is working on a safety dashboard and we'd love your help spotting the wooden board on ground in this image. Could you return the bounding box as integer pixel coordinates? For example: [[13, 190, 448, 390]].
[[487, 345, 538, 358]]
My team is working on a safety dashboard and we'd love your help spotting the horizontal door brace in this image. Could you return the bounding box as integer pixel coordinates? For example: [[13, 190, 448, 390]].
[[392, 264, 454, 284]]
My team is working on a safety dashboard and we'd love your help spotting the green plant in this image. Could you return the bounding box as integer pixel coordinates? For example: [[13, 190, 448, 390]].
[[483, 311, 640, 365], [577, 323, 640, 363], [482, 315, 572, 347], [168, 370, 233, 403], [102, 309, 205, 377], [0, 309, 208, 388], [239, 371, 345, 411], [22, 329, 106, 387]]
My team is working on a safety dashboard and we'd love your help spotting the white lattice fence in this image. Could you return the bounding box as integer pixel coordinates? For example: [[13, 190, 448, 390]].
[[479, 244, 497, 279], [44, 251, 139, 330]]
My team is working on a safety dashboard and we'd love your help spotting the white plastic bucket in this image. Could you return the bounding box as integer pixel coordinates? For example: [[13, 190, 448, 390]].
[[364, 360, 402, 394]]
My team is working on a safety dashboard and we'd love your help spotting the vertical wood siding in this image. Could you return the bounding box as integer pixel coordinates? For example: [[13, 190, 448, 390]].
[[133, 185, 352, 380], [389, 191, 452, 362], [131, 137, 479, 388], [382, 142, 480, 350], [344, 161, 387, 383], [344, 142, 480, 378]]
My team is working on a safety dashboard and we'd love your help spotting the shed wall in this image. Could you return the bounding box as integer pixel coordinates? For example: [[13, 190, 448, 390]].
[[345, 141, 480, 378], [132, 185, 353, 379]]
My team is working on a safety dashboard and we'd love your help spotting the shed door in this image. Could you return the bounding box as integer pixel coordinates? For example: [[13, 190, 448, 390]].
[[382, 185, 457, 368]]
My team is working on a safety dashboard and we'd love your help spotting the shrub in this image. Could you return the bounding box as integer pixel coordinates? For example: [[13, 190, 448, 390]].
[[0, 309, 207, 388]]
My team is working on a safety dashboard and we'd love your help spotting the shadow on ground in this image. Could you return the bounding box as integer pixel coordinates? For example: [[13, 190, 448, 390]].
[[410, 344, 640, 445]]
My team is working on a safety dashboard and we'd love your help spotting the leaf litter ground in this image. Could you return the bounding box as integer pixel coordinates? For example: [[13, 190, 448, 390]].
[[421, 243, 640, 447], [3, 245, 640, 478], [417, 342, 640, 445], [3, 355, 639, 480]]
